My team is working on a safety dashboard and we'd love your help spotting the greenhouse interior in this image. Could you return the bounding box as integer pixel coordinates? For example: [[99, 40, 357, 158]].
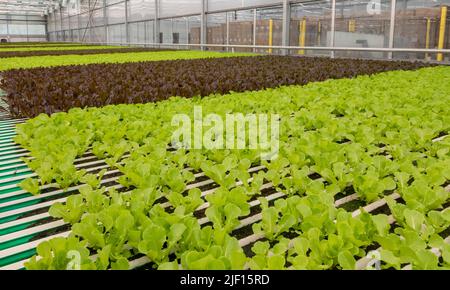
[[0, 0, 448, 274]]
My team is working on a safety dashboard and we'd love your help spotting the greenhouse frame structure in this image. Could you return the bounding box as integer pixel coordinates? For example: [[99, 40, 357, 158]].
[[43, 0, 450, 62], [0, 0, 449, 274]]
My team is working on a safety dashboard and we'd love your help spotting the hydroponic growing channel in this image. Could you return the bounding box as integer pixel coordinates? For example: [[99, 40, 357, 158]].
[[0, 61, 448, 271]]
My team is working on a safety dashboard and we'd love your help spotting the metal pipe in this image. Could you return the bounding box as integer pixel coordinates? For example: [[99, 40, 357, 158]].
[[26, 15, 29, 42], [317, 20, 321, 46], [124, 0, 129, 44], [437, 6, 447, 62], [45, 14, 49, 41], [281, 0, 290, 55], [170, 18, 174, 44], [104, 0, 108, 43], [59, 6, 63, 41], [425, 17, 431, 60], [226, 12, 230, 52], [205, 2, 285, 16], [388, 0, 397, 59], [154, 0, 160, 45], [81, 0, 99, 43], [76, 40, 450, 54], [89, 1, 94, 42], [330, 0, 336, 58], [67, 10, 71, 42], [253, 9, 257, 53], [58, 12, 60, 41], [200, 0, 206, 50], [185, 17, 189, 46], [76, 11, 80, 42]]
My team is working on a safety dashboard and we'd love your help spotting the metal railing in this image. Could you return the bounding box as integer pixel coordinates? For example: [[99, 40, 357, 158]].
[[67, 40, 450, 55]]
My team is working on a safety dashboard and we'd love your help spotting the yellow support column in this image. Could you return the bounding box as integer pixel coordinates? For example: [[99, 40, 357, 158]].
[[348, 19, 356, 32], [268, 19, 273, 54], [425, 17, 431, 60], [437, 6, 447, 62], [298, 19, 306, 55]]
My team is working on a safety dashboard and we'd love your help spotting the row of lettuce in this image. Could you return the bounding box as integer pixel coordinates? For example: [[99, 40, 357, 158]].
[[0, 55, 430, 118], [0, 43, 170, 59], [0, 50, 251, 71], [17, 66, 450, 270]]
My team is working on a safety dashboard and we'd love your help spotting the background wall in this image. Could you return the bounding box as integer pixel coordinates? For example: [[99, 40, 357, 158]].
[[8, 0, 450, 61], [0, 14, 47, 42]]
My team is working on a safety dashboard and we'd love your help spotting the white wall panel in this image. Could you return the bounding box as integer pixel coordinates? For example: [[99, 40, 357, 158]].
[[128, 0, 155, 22], [208, 0, 281, 12], [160, 0, 202, 17]]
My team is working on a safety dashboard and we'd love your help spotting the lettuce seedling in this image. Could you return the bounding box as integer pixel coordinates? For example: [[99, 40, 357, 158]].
[[19, 177, 40, 196]]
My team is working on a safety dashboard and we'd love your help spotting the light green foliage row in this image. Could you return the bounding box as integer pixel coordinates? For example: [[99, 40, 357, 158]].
[[0, 45, 122, 52], [17, 66, 450, 270], [0, 50, 254, 71], [0, 42, 84, 47]]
